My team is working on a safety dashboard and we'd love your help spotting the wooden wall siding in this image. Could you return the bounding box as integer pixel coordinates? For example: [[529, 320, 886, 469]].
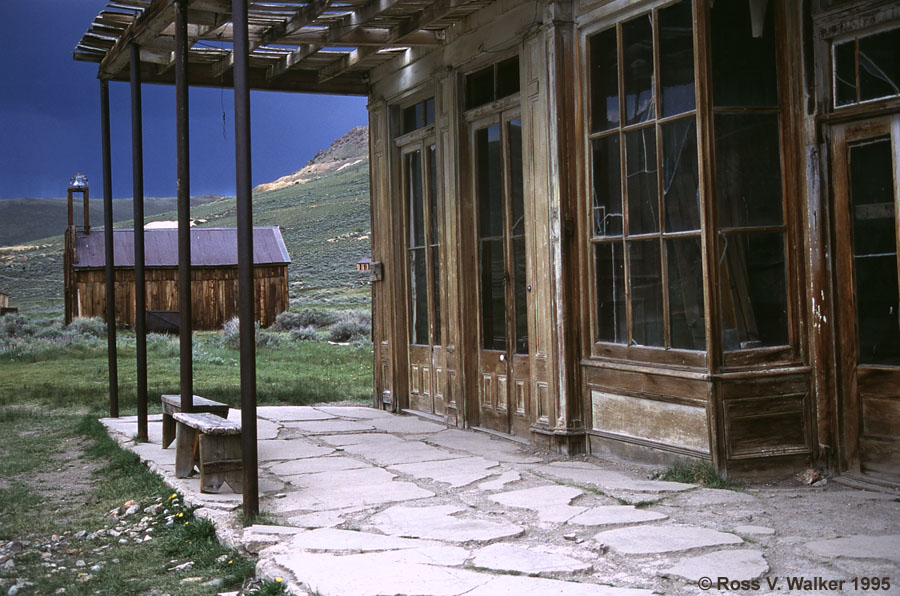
[[591, 391, 709, 454], [716, 374, 812, 464], [71, 265, 288, 329], [369, 101, 396, 409]]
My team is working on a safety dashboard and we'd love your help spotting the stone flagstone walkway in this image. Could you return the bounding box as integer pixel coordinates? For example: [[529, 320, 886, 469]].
[[101, 405, 900, 596]]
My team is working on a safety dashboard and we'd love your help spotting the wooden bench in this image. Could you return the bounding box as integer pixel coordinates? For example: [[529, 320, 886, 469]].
[[172, 412, 242, 494], [161, 394, 229, 449]]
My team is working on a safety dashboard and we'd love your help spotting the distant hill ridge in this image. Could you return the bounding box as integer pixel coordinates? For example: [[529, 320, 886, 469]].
[[253, 126, 369, 193]]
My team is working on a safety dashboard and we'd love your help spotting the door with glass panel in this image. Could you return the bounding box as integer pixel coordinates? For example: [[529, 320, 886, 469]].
[[472, 112, 530, 436], [403, 142, 444, 416], [832, 116, 900, 483]]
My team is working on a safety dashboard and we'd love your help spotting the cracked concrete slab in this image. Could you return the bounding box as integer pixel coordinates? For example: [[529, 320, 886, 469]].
[[733, 525, 775, 536], [271, 467, 434, 512], [268, 455, 369, 476], [463, 575, 655, 596], [341, 439, 467, 466], [804, 535, 900, 563], [257, 439, 335, 462], [370, 504, 525, 542], [479, 471, 522, 491], [314, 406, 397, 419], [286, 527, 446, 552], [370, 415, 448, 434], [389, 456, 500, 487], [256, 406, 336, 421], [538, 462, 695, 493], [470, 543, 592, 574], [595, 525, 743, 554], [281, 419, 375, 434], [567, 505, 668, 527], [489, 485, 586, 522], [426, 429, 543, 463], [660, 549, 769, 582]]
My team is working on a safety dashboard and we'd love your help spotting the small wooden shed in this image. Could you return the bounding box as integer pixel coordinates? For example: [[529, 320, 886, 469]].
[[64, 227, 290, 329]]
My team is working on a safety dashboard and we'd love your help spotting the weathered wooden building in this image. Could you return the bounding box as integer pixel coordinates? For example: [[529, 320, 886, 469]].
[[65, 226, 290, 328], [75, 0, 900, 487]]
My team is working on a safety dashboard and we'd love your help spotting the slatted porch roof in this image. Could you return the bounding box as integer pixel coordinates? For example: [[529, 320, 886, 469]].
[[74, 0, 493, 95]]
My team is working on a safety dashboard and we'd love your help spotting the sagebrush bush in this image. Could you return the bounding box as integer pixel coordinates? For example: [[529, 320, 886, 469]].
[[220, 317, 285, 349], [271, 311, 304, 332], [296, 308, 339, 328], [328, 310, 371, 342], [67, 316, 107, 338], [290, 325, 319, 342], [0, 314, 37, 338]]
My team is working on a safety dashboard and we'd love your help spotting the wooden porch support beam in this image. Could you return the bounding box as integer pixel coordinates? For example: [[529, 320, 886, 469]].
[[271, 0, 401, 81], [101, 0, 177, 79], [215, 0, 332, 79], [175, 0, 194, 413], [317, 0, 456, 83], [130, 43, 149, 442], [100, 79, 119, 419], [232, 0, 259, 517]]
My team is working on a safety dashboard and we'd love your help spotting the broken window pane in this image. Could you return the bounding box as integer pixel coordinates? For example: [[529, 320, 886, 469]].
[[667, 237, 705, 350], [711, 0, 778, 107], [592, 134, 622, 237], [659, 0, 695, 117], [849, 136, 899, 365], [859, 28, 900, 102], [596, 242, 626, 344], [719, 231, 788, 349], [834, 41, 857, 106], [622, 15, 656, 125], [715, 113, 783, 228], [626, 126, 659, 235], [590, 28, 620, 132], [662, 117, 699, 233], [629, 239, 664, 347]]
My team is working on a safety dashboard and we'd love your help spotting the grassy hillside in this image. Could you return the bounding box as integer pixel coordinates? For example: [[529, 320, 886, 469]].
[[0, 195, 221, 248], [0, 155, 371, 314]]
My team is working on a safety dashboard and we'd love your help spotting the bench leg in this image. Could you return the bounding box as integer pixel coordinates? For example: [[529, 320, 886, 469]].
[[174, 423, 199, 478], [162, 413, 176, 449], [199, 434, 242, 494]]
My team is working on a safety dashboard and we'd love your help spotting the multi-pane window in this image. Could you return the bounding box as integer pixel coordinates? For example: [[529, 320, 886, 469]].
[[588, 0, 705, 351], [402, 102, 440, 347], [711, 0, 789, 351]]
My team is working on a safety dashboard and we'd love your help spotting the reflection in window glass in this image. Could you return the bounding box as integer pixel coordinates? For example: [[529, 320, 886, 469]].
[[629, 240, 664, 346], [596, 242, 626, 344], [466, 66, 494, 110], [592, 135, 622, 237], [667, 237, 705, 350], [476, 126, 503, 239], [626, 127, 659, 235], [407, 151, 425, 247], [659, 0, 695, 117], [662, 118, 699, 233], [622, 15, 655, 125], [715, 114, 783, 228], [428, 145, 441, 346], [497, 57, 521, 99], [710, 0, 777, 107], [590, 28, 619, 132], [849, 137, 899, 365], [432, 244, 441, 346], [513, 237, 528, 354], [410, 250, 429, 345], [481, 239, 506, 350], [859, 28, 900, 102], [834, 41, 857, 106], [508, 120, 524, 237], [719, 232, 788, 349]]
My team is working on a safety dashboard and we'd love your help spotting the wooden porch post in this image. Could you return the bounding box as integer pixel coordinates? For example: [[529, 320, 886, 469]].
[[175, 0, 193, 413], [130, 42, 149, 441], [232, 0, 260, 517], [100, 79, 119, 418]]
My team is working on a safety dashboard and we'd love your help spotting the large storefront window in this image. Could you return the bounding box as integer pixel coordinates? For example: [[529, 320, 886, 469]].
[[588, 0, 705, 352]]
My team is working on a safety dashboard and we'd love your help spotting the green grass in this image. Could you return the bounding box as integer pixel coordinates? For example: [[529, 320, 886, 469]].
[[659, 461, 744, 490], [0, 407, 256, 595], [0, 330, 373, 410]]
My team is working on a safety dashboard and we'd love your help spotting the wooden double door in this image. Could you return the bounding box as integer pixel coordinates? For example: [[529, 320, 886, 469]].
[[470, 111, 532, 437], [832, 115, 900, 484]]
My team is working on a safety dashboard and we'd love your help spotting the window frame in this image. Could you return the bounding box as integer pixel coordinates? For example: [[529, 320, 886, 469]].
[[579, 0, 804, 370]]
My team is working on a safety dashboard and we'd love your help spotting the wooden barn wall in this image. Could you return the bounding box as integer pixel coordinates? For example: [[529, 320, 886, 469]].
[[70, 265, 288, 329]]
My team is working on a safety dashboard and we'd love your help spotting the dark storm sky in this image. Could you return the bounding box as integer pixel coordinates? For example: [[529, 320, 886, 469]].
[[0, 1, 369, 200]]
